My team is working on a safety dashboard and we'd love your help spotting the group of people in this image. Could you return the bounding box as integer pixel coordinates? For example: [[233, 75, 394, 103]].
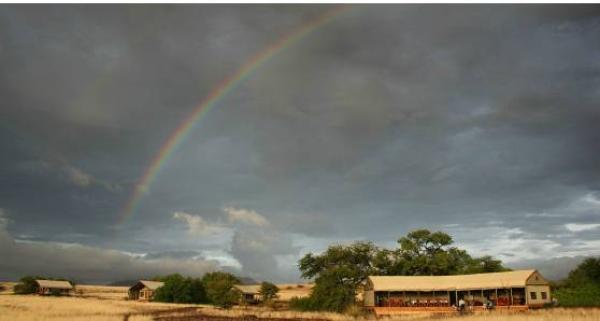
[[456, 297, 496, 313]]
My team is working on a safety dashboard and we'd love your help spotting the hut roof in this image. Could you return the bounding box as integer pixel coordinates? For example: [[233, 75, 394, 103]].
[[234, 284, 261, 294], [127, 280, 165, 292], [35, 280, 73, 290], [368, 270, 544, 292], [138, 280, 164, 290]]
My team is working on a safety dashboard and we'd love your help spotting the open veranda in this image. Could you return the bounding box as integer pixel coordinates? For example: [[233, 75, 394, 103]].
[[1, 294, 599, 321]]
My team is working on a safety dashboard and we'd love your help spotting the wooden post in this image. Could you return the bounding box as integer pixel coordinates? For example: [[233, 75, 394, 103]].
[[510, 288, 513, 306], [388, 291, 390, 307]]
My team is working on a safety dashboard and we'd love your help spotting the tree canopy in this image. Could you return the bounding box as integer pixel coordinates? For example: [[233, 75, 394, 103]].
[[554, 257, 600, 307], [153, 274, 207, 304], [295, 229, 509, 312], [201, 272, 240, 308], [259, 281, 279, 303]]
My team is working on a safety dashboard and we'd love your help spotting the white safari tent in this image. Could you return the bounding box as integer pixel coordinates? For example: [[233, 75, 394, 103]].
[[364, 270, 551, 314], [128, 280, 164, 301], [35, 280, 73, 295]]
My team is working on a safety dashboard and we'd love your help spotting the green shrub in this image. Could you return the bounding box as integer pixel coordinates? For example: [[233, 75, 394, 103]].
[[153, 274, 207, 304], [14, 276, 38, 294], [554, 284, 600, 307], [201, 272, 240, 308], [344, 304, 367, 317], [289, 297, 317, 311], [259, 281, 279, 304]]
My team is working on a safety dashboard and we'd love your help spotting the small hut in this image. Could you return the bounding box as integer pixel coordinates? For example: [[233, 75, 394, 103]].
[[128, 280, 164, 301], [234, 284, 262, 304], [35, 280, 73, 295]]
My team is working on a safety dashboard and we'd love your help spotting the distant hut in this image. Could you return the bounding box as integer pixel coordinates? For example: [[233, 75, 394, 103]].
[[235, 283, 314, 305], [363, 270, 551, 315], [234, 284, 261, 304], [35, 280, 73, 295], [128, 280, 164, 301]]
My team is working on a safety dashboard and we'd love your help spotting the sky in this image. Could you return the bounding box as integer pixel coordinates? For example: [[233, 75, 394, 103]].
[[1, 4, 600, 283]]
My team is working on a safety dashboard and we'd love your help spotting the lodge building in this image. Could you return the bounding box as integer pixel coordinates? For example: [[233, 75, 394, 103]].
[[34, 280, 73, 295], [128, 280, 164, 301], [363, 270, 551, 315]]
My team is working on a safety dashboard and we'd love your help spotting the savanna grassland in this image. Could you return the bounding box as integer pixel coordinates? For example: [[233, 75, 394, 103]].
[[1, 283, 599, 321]]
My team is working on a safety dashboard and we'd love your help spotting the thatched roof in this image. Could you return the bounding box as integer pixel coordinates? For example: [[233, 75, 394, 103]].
[[35, 280, 73, 290], [368, 270, 545, 292]]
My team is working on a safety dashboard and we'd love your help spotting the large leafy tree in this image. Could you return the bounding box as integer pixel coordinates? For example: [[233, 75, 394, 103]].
[[201, 272, 240, 308], [297, 241, 380, 312], [296, 229, 508, 312]]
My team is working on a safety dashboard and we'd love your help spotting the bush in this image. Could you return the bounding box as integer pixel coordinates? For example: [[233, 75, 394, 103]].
[[14, 276, 40, 294], [344, 304, 367, 317], [259, 281, 279, 304], [202, 272, 240, 308], [153, 274, 207, 304], [554, 284, 600, 307], [289, 297, 317, 311]]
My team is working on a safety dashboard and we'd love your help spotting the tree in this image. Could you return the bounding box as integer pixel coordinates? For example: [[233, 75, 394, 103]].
[[564, 257, 600, 288], [13, 276, 39, 294], [201, 272, 240, 308], [295, 229, 508, 312], [554, 257, 600, 307], [259, 281, 279, 303], [299, 241, 379, 288], [297, 241, 379, 312], [153, 274, 207, 304]]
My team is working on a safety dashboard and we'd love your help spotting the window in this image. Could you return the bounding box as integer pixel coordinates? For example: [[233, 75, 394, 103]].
[[541, 292, 547, 300], [530, 292, 537, 300]]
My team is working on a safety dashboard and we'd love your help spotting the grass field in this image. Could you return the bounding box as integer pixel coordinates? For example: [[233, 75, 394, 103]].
[[1, 283, 599, 321]]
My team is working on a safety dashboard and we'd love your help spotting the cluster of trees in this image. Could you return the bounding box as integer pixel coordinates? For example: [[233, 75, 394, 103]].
[[553, 258, 600, 307], [13, 276, 74, 295], [153, 273, 280, 308], [153, 272, 241, 308], [291, 229, 508, 312]]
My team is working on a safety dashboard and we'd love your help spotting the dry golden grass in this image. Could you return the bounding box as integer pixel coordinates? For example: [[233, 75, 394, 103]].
[[0, 294, 194, 321], [156, 305, 600, 321], [0, 282, 17, 294], [75, 284, 130, 300], [0, 293, 598, 321], [426, 308, 600, 321]]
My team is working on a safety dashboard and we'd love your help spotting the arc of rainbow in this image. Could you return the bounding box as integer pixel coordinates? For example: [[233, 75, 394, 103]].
[[119, 5, 351, 224]]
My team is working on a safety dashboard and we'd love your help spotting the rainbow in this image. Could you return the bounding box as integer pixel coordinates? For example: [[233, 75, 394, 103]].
[[119, 5, 351, 224]]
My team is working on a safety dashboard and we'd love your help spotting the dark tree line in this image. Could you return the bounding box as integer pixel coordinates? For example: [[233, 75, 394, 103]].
[[553, 257, 600, 307]]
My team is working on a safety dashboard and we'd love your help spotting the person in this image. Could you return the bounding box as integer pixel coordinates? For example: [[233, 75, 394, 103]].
[[458, 298, 466, 313]]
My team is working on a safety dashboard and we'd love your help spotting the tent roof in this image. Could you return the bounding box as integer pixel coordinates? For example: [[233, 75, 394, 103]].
[[368, 270, 542, 291], [35, 280, 73, 290], [234, 285, 261, 294], [137, 280, 164, 290]]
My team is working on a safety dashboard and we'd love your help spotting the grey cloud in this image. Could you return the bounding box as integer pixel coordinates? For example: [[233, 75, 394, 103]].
[[1, 5, 600, 282], [0, 216, 219, 283]]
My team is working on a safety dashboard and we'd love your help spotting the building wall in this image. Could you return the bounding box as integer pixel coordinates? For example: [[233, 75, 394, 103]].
[[364, 290, 374, 307], [526, 285, 551, 306]]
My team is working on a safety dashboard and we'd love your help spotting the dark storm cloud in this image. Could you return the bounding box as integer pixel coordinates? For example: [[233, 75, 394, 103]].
[[1, 5, 600, 281]]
